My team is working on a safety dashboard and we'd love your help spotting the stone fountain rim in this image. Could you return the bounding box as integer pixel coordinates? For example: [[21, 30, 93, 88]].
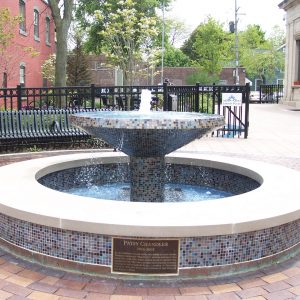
[[0, 152, 299, 237], [69, 111, 225, 129]]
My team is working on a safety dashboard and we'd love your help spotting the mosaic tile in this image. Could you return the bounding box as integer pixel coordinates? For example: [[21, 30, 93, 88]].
[[0, 211, 299, 268]]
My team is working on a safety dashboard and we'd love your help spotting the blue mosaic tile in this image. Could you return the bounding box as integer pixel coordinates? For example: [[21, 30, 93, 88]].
[[0, 212, 299, 268]]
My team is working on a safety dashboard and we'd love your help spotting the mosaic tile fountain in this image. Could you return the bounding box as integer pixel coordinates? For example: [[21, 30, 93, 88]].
[[69, 110, 224, 202], [1, 94, 299, 278]]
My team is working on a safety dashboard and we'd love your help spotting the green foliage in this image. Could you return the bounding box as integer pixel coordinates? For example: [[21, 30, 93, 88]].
[[162, 46, 190, 67], [76, 0, 172, 53], [154, 18, 190, 67], [181, 17, 232, 75], [160, 18, 189, 47], [41, 54, 56, 86], [268, 25, 286, 48], [186, 69, 220, 85], [0, 8, 20, 51], [239, 24, 266, 50], [27, 145, 43, 152], [241, 48, 284, 82], [94, 0, 160, 85], [238, 24, 285, 82]]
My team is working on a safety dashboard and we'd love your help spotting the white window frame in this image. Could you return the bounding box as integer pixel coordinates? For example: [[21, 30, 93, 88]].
[[19, 0, 27, 35], [20, 63, 26, 86], [33, 8, 40, 41], [45, 16, 51, 45]]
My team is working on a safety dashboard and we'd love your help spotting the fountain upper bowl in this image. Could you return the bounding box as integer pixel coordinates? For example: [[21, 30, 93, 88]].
[[69, 111, 224, 157]]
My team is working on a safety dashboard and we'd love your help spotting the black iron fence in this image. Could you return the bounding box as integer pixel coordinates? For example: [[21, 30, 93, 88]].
[[0, 85, 164, 111], [0, 83, 250, 138], [258, 84, 284, 103]]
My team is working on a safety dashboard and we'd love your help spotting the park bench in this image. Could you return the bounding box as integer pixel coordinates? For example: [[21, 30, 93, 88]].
[[0, 109, 93, 151]]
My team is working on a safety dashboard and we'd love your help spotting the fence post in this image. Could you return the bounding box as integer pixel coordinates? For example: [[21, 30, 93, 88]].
[[91, 84, 95, 109], [259, 85, 262, 103], [17, 85, 22, 110], [244, 82, 250, 139], [163, 82, 168, 111], [212, 83, 217, 115], [195, 82, 200, 112], [276, 84, 280, 104]]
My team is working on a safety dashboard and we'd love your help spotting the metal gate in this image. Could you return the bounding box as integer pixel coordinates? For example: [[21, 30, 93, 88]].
[[165, 83, 250, 139]]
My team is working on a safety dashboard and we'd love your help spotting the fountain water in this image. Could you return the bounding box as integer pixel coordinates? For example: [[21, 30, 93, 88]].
[[138, 89, 152, 113]]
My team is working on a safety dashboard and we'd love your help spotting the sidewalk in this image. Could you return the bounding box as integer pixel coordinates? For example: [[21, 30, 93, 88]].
[[180, 104, 300, 171], [0, 104, 300, 299]]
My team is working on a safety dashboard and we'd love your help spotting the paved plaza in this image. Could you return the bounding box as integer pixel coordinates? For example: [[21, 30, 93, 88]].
[[0, 104, 299, 299]]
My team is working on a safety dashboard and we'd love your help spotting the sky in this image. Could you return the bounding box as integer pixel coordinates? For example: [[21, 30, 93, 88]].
[[165, 0, 286, 37]]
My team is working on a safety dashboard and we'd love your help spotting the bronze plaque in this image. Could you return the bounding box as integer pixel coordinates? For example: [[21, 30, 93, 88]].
[[112, 238, 179, 275]]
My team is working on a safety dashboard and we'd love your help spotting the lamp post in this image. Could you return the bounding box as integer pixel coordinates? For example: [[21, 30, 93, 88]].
[[234, 0, 239, 85], [161, 0, 165, 84]]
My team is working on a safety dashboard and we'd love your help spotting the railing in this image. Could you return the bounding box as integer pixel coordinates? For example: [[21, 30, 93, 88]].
[[259, 84, 284, 103], [0, 83, 250, 138], [0, 85, 164, 111]]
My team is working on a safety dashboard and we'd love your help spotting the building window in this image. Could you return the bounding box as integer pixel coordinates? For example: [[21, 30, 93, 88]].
[[297, 40, 300, 82], [42, 78, 48, 87], [277, 79, 284, 85], [255, 78, 263, 91], [45, 17, 50, 45], [34, 9, 39, 40], [20, 64, 26, 87], [2, 72, 7, 88], [19, 0, 26, 33]]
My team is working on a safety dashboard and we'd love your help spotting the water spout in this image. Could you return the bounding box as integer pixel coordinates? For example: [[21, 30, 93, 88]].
[[139, 89, 152, 113]]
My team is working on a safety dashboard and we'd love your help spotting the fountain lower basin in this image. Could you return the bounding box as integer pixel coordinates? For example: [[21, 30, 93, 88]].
[[0, 152, 300, 278]]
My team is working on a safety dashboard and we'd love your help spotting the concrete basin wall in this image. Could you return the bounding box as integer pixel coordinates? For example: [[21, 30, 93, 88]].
[[0, 152, 299, 276]]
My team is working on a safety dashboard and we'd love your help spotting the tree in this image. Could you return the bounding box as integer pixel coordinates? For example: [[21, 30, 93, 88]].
[[181, 17, 232, 75], [186, 69, 220, 85], [94, 0, 159, 85], [239, 24, 266, 50], [267, 25, 286, 49], [161, 46, 190, 67], [48, 0, 74, 87], [238, 25, 285, 83], [154, 17, 190, 67], [0, 8, 18, 50], [67, 34, 91, 86], [164, 18, 189, 47], [41, 54, 56, 86], [76, 0, 172, 53], [42, 35, 91, 87]]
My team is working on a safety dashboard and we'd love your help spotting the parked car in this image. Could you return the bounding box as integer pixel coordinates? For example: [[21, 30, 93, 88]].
[[249, 91, 260, 103]]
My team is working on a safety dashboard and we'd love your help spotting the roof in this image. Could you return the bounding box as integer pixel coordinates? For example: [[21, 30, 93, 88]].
[[278, 0, 300, 10]]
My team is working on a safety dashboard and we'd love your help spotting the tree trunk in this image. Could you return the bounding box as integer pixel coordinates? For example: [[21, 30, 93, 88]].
[[48, 0, 73, 88], [55, 23, 68, 87]]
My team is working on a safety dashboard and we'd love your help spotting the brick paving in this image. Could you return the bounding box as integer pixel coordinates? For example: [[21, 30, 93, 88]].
[[0, 104, 299, 299]]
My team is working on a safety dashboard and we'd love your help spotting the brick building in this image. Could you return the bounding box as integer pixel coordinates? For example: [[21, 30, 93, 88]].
[[0, 0, 55, 88]]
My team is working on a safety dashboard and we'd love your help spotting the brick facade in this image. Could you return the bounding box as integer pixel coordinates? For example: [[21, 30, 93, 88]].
[[0, 0, 55, 88]]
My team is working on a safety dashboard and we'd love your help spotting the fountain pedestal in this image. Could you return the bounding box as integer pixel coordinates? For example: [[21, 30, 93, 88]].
[[130, 157, 165, 202]]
